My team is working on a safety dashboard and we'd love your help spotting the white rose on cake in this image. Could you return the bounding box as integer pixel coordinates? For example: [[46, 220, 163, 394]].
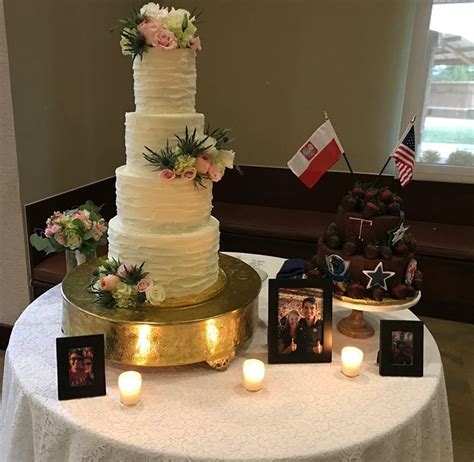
[[145, 283, 166, 305], [219, 149, 235, 169], [140, 2, 168, 20], [164, 8, 197, 47]]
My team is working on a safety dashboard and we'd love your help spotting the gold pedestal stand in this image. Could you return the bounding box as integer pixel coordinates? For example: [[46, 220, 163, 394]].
[[62, 254, 261, 370], [334, 292, 422, 339], [337, 309, 374, 339]]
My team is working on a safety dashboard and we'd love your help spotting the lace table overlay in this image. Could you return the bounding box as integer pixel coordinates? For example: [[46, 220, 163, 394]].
[[1, 253, 453, 461]]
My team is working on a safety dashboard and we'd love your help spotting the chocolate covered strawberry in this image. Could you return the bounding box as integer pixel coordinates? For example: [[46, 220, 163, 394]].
[[380, 245, 393, 260], [362, 201, 378, 219], [365, 189, 378, 201], [391, 284, 408, 299], [387, 202, 401, 216], [326, 234, 341, 250], [352, 185, 365, 198], [364, 244, 380, 259], [380, 189, 393, 204], [405, 285, 416, 297], [306, 268, 323, 279], [372, 287, 385, 301], [393, 241, 410, 257], [346, 283, 366, 299], [342, 241, 357, 256], [342, 194, 358, 211]]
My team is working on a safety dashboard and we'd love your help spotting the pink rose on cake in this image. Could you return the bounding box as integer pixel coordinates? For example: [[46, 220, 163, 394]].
[[196, 155, 211, 174], [99, 274, 120, 292], [137, 277, 153, 293], [190, 36, 201, 51], [182, 168, 197, 181], [208, 165, 223, 182], [160, 169, 176, 181], [117, 263, 133, 278], [155, 29, 177, 50], [138, 18, 163, 46]]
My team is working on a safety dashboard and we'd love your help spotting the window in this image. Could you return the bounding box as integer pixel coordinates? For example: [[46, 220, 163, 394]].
[[404, 0, 474, 183]]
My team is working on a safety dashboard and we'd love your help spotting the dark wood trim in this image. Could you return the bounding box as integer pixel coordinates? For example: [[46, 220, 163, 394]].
[[214, 166, 474, 226], [0, 323, 13, 351]]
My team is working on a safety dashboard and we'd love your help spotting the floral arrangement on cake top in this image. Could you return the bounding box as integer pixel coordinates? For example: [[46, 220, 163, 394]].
[[91, 259, 166, 308], [116, 3, 201, 59], [30, 201, 107, 256], [143, 127, 237, 187]]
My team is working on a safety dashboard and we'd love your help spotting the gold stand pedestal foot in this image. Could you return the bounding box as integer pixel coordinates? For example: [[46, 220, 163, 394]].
[[207, 351, 236, 371], [337, 309, 375, 339]]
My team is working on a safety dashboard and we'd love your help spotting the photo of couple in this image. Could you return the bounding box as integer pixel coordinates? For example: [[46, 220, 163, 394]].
[[277, 288, 324, 357], [68, 347, 94, 387]]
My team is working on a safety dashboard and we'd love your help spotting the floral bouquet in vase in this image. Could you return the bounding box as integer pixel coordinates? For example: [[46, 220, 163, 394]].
[[30, 200, 108, 271]]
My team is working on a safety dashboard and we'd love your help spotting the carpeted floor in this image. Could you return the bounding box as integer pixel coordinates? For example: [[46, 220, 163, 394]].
[[0, 317, 473, 461]]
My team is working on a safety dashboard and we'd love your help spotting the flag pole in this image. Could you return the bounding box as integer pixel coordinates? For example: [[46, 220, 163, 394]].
[[324, 111, 357, 184], [374, 115, 416, 187]]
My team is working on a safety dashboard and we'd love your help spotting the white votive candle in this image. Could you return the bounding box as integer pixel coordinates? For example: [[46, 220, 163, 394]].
[[118, 371, 142, 406], [242, 359, 265, 392], [341, 347, 364, 378]]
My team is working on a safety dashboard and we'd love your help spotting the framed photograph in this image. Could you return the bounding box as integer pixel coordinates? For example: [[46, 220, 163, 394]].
[[56, 334, 106, 400], [379, 320, 424, 377], [268, 278, 332, 364]]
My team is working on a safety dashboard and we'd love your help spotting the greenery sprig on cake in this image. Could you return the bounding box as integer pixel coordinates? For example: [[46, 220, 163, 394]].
[[116, 3, 201, 60], [91, 258, 166, 308], [30, 201, 107, 256], [143, 127, 236, 188]]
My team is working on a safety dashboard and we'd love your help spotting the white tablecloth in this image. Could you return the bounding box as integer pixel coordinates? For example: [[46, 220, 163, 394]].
[[1, 253, 453, 462]]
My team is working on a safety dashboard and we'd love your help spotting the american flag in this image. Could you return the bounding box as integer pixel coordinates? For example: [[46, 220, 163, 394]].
[[392, 125, 416, 187]]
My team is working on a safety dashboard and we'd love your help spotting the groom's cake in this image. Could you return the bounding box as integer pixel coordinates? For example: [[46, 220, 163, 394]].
[[308, 183, 423, 302], [105, 4, 235, 304]]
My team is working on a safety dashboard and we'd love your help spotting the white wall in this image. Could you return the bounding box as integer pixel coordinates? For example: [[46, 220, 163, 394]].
[[0, 0, 30, 324]]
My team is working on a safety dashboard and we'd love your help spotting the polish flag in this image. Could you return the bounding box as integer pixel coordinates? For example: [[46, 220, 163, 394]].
[[287, 120, 344, 189]]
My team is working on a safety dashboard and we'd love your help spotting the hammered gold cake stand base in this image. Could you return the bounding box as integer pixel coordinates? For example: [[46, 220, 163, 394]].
[[61, 254, 261, 369]]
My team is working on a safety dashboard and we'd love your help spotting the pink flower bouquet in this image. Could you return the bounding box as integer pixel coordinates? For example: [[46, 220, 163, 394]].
[[30, 200, 108, 256]]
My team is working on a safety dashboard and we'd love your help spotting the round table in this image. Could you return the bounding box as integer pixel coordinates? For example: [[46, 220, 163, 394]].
[[0, 253, 453, 462]]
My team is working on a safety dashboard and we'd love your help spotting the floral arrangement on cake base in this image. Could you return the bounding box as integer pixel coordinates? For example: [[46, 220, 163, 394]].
[[91, 259, 166, 308], [143, 126, 238, 188], [116, 3, 201, 59], [30, 200, 107, 257]]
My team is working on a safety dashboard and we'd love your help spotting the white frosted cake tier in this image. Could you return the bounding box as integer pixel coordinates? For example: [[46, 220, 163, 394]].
[[115, 165, 213, 232], [107, 216, 220, 298], [133, 49, 197, 114], [125, 112, 205, 174]]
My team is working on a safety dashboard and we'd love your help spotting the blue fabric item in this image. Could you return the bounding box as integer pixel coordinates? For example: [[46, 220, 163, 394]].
[[276, 259, 306, 279]]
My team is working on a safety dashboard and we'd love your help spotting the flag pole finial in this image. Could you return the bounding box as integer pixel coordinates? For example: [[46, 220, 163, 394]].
[[410, 115, 417, 124], [324, 110, 329, 121]]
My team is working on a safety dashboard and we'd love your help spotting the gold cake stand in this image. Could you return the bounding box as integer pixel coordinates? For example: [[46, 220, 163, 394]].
[[62, 254, 261, 370]]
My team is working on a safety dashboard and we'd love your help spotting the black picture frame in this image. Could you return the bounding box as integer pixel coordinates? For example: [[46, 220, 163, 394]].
[[268, 278, 332, 364], [56, 334, 106, 400], [379, 320, 424, 377]]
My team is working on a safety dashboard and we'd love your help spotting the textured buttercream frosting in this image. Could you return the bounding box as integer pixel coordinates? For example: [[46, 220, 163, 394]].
[[108, 216, 220, 297], [115, 165, 213, 232], [108, 47, 221, 301], [133, 49, 197, 114], [125, 112, 205, 175]]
